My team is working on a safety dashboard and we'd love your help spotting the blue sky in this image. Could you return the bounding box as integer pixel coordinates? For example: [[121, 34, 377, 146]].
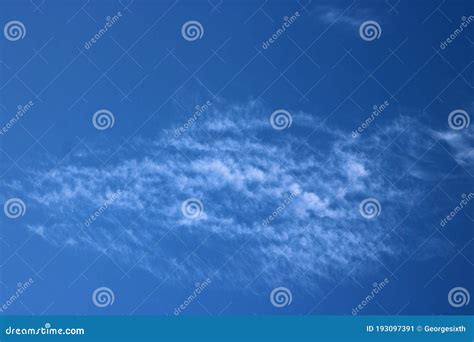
[[0, 0, 473, 316]]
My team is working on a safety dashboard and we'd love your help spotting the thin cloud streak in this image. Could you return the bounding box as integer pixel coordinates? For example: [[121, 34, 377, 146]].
[[4, 100, 455, 287]]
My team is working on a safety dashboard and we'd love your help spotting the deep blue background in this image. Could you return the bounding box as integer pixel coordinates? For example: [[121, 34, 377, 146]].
[[0, 0, 473, 316]]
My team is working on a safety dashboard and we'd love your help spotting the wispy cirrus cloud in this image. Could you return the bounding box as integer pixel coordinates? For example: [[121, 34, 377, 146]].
[[312, 4, 373, 28], [436, 129, 474, 170], [3, 100, 453, 287]]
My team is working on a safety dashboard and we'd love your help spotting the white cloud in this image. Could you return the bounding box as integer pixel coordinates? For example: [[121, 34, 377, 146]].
[[435, 128, 474, 169], [313, 4, 373, 28], [4, 100, 449, 287]]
